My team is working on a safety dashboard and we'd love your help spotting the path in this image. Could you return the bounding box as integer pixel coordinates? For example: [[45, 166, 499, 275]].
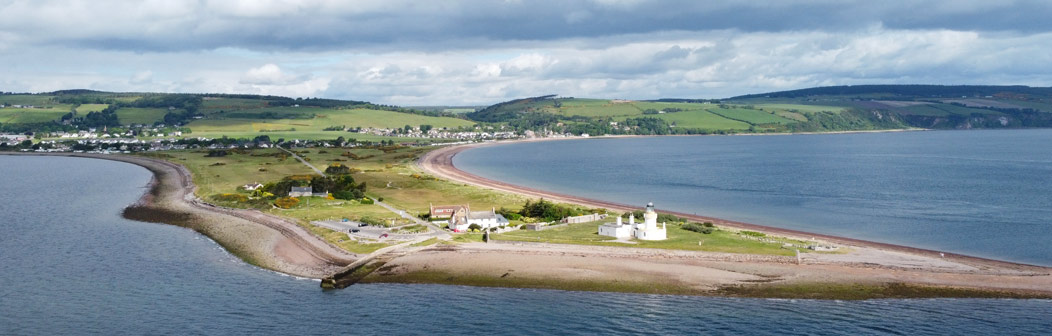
[[278, 146, 326, 176], [281, 146, 451, 240]]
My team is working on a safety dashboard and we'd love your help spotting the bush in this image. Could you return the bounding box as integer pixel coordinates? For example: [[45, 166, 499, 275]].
[[468, 224, 482, 231], [683, 222, 714, 234], [274, 197, 300, 209], [740, 230, 766, 237], [377, 197, 384, 202], [324, 163, 351, 175], [360, 198, 374, 205], [489, 227, 498, 232]]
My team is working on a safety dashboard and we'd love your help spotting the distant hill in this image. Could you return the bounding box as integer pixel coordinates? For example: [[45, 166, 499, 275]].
[[0, 91, 474, 139], [465, 85, 1052, 134], [729, 85, 1052, 100]]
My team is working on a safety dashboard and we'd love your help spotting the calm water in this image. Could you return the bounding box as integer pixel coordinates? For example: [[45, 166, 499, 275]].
[[2, 155, 1051, 335], [456, 130, 1052, 266]]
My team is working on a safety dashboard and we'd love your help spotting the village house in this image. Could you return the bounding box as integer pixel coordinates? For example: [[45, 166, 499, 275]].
[[599, 202, 667, 241], [242, 182, 264, 191], [432, 204, 510, 232]]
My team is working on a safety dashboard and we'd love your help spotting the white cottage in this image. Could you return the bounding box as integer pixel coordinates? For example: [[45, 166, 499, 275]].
[[598, 202, 667, 240]]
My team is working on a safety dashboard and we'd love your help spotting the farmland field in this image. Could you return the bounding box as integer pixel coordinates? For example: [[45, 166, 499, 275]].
[[0, 106, 72, 123], [187, 107, 475, 140], [116, 107, 170, 125], [201, 97, 269, 113], [0, 95, 58, 106], [754, 104, 845, 114], [709, 107, 796, 124], [648, 110, 752, 130], [557, 99, 642, 117], [76, 104, 109, 113]]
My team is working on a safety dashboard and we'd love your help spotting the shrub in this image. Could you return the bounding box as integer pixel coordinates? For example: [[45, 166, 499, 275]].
[[468, 224, 482, 231], [273, 197, 300, 209], [377, 197, 384, 202], [489, 227, 498, 232], [740, 230, 766, 237], [325, 164, 351, 175], [360, 198, 375, 204], [683, 222, 714, 234]]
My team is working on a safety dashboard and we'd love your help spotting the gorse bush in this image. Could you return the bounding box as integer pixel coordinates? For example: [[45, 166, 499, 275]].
[[682, 222, 714, 234]]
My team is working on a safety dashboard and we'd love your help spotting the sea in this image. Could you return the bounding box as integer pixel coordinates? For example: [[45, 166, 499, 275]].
[[456, 129, 1052, 267], [1, 132, 1051, 335]]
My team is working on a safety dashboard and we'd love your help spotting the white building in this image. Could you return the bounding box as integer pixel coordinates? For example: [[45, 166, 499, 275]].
[[598, 202, 667, 240], [447, 205, 509, 232]]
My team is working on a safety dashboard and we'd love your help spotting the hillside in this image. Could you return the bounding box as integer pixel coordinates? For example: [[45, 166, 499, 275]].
[[466, 85, 1052, 135], [0, 91, 475, 140]]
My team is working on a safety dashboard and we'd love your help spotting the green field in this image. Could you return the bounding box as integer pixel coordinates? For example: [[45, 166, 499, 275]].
[[709, 107, 797, 124], [649, 110, 752, 130], [495, 221, 800, 256], [557, 99, 643, 117], [201, 97, 268, 113], [185, 107, 474, 140], [0, 95, 58, 106], [754, 104, 845, 114], [115, 107, 169, 125], [0, 106, 71, 123], [76, 104, 109, 113]]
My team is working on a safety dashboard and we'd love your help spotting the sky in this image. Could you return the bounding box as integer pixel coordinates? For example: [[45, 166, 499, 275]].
[[2, 0, 1052, 105]]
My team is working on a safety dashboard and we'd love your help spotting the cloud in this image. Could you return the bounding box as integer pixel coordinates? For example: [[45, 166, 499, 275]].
[[1, 1, 1051, 104]]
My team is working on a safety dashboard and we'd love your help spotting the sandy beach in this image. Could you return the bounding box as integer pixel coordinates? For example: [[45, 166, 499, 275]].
[[2, 152, 356, 279], [409, 140, 1052, 298]]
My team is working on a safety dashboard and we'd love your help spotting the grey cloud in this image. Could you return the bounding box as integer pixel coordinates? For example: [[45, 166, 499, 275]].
[[3, 1, 1052, 53]]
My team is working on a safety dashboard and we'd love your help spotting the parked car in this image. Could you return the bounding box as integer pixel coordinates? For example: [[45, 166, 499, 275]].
[[350, 229, 360, 233], [358, 223, 369, 227], [379, 233, 389, 238]]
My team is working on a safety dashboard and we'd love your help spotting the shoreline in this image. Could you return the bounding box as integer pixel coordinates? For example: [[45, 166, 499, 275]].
[[0, 152, 356, 279], [408, 138, 1052, 298], [418, 136, 1043, 271]]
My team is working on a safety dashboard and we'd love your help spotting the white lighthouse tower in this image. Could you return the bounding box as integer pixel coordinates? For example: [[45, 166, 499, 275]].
[[634, 202, 667, 240]]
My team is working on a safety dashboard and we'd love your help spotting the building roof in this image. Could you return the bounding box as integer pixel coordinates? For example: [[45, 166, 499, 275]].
[[290, 186, 312, 193]]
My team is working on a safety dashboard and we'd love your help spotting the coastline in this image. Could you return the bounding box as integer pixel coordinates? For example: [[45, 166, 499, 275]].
[[407, 138, 1052, 298], [0, 152, 356, 279]]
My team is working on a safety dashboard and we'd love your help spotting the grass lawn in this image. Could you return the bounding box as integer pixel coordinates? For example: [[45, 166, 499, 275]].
[[116, 107, 171, 125], [495, 221, 802, 256]]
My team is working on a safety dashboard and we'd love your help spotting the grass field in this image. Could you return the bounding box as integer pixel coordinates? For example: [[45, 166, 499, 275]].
[[0, 95, 58, 106], [709, 107, 797, 124], [754, 104, 845, 114], [556, 99, 642, 117], [186, 107, 475, 140], [495, 221, 800, 256], [0, 106, 71, 123], [116, 107, 170, 125], [201, 97, 268, 113], [649, 110, 752, 130], [75, 104, 109, 113]]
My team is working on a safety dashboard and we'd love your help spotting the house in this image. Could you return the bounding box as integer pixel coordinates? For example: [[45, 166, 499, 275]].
[[444, 204, 509, 232], [598, 202, 667, 241], [429, 204, 464, 223], [289, 186, 313, 197], [242, 182, 263, 191]]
